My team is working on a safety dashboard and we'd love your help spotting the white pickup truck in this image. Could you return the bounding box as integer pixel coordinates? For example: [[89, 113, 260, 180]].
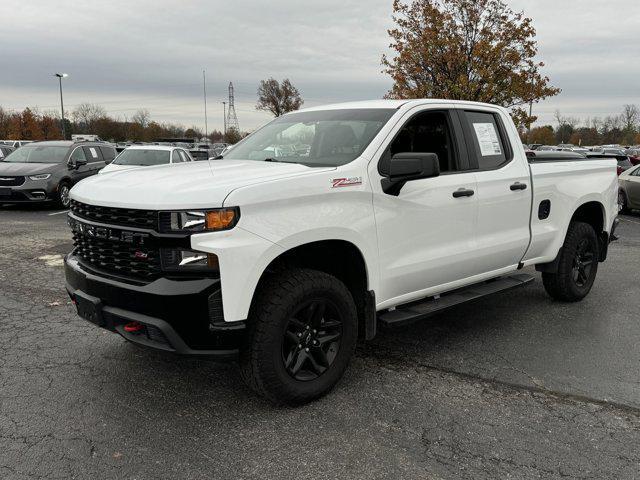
[[64, 100, 619, 404]]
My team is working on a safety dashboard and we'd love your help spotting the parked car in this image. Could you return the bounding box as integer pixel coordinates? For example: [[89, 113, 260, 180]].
[[65, 99, 618, 405], [625, 148, 640, 166], [0, 145, 15, 159], [0, 140, 115, 207], [189, 143, 213, 161], [0, 140, 33, 148], [210, 143, 229, 157], [586, 152, 634, 175], [99, 145, 193, 174], [618, 164, 640, 213]]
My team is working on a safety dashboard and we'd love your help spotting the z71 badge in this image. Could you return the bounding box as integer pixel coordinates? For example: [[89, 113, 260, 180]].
[[331, 177, 363, 188]]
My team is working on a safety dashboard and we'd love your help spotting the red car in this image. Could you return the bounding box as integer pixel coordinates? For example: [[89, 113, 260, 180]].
[[625, 149, 640, 166]]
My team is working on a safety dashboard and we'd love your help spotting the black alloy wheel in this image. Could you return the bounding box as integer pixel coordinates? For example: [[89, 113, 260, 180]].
[[282, 299, 343, 381], [572, 238, 595, 287]]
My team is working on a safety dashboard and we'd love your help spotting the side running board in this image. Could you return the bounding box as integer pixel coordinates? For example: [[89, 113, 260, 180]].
[[378, 273, 534, 329]]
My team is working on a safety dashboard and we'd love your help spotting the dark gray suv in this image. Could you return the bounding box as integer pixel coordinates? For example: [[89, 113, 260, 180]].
[[0, 140, 116, 207]]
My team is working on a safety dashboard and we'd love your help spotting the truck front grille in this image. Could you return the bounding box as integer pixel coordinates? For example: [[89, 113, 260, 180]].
[[0, 176, 25, 186], [70, 200, 158, 231], [73, 231, 162, 280]]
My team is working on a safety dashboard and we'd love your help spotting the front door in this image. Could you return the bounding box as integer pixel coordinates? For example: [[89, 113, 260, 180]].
[[370, 107, 479, 307]]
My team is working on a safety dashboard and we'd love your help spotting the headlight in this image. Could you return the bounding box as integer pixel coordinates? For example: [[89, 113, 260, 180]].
[[160, 248, 219, 272], [159, 207, 239, 233], [29, 173, 51, 180]]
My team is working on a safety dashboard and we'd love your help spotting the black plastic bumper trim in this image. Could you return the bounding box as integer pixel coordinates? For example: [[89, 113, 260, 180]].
[[65, 253, 245, 357]]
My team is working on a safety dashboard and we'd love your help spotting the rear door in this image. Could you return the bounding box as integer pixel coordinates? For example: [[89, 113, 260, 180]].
[[457, 108, 531, 273], [99, 146, 117, 165], [83, 146, 106, 174], [371, 106, 479, 305]]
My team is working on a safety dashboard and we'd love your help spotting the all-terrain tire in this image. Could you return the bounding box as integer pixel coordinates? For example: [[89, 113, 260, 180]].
[[542, 221, 599, 302], [239, 268, 358, 405]]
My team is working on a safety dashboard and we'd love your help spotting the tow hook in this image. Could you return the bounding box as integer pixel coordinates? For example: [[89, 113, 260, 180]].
[[123, 321, 144, 333]]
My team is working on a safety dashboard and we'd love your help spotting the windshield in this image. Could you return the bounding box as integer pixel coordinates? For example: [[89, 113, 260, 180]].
[[113, 149, 171, 166], [223, 109, 396, 167], [2, 145, 68, 163]]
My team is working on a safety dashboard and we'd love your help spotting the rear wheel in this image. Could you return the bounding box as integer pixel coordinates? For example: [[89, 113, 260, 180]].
[[542, 221, 599, 302], [239, 268, 358, 405], [618, 189, 629, 214], [57, 182, 71, 208]]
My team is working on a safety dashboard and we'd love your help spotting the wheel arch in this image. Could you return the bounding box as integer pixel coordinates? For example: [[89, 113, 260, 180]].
[[251, 239, 377, 340], [536, 199, 609, 274]]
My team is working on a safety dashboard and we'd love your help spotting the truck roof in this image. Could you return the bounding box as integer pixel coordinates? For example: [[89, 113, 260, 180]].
[[297, 99, 505, 112]]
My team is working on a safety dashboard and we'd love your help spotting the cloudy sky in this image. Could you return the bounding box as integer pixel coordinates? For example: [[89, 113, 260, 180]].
[[2, 0, 638, 132]]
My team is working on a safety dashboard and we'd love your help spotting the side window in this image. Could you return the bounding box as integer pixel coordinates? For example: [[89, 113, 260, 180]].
[[179, 150, 191, 162], [83, 146, 103, 162], [70, 147, 87, 163], [632, 166, 640, 177], [99, 146, 116, 162], [171, 150, 182, 163], [462, 111, 510, 170], [381, 110, 459, 175]]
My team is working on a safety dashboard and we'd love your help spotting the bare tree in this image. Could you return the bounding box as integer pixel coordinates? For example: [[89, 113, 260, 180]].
[[621, 104, 639, 132], [72, 103, 107, 131], [554, 110, 579, 143], [132, 109, 151, 128], [256, 78, 304, 117]]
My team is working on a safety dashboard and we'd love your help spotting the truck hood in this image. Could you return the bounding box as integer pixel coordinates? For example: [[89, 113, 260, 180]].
[[70, 159, 334, 209], [0, 162, 60, 176], [99, 163, 145, 174]]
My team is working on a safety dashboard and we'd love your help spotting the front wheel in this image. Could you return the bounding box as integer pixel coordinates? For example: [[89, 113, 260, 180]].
[[57, 182, 71, 208], [542, 221, 599, 302], [239, 268, 358, 405]]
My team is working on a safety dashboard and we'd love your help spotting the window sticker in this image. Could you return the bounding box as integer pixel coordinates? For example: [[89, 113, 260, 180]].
[[472, 122, 502, 156], [89, 147, 98, 158]]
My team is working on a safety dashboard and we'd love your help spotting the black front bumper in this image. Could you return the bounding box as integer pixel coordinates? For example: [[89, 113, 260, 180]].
[[64, 253, 244, 358]]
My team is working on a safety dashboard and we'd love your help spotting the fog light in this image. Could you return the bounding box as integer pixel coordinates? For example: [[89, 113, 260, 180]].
[[160, 249, 219, 272], [30, 191, 46, 199]]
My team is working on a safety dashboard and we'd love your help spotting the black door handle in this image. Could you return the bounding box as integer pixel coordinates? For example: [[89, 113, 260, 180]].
[[510, 182, 527, 191], [453, 188, 475, 198]]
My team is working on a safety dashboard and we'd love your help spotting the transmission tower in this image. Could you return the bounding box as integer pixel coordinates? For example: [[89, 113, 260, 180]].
[[226, 82, 239, 132]]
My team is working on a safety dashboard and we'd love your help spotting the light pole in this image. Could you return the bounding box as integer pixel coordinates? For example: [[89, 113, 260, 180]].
[[222, 101, 227, 136], [203, 70, 208, 140], [54, 73, 68, 139]]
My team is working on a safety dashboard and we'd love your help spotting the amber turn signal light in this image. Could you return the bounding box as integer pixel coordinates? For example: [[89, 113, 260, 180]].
[[205, 208, 238, 231]]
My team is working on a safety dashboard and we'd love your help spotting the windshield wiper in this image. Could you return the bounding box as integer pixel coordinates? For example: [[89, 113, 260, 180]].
[[263, 158, 302, 164]]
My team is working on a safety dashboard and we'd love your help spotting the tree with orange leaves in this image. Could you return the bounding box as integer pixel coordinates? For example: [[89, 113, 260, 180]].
[[382, 0, 560, 128]]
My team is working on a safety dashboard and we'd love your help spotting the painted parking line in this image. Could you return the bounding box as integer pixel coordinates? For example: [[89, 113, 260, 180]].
[[48, 210, 70, 216], [620, 217, 640, 226]]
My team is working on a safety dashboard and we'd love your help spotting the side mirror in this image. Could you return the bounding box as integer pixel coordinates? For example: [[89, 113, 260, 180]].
[[74, 158, 87, 168], [381, 152, 440, 196]]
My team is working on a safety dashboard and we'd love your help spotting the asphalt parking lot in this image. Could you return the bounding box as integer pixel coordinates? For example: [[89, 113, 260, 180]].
[[1, 205, 639, 479]]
